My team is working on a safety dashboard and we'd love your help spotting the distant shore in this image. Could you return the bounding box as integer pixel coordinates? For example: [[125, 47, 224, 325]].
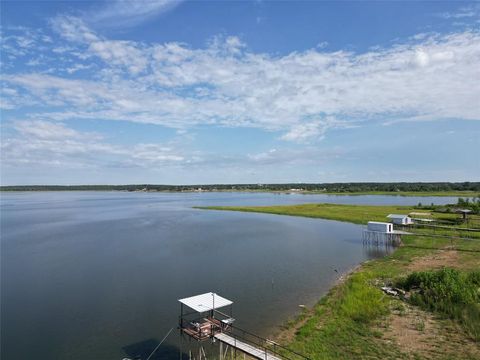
[[0, 186, 477, 198]]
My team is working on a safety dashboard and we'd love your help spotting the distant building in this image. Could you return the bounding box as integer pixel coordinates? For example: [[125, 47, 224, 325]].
[[367, 221, 394, 233], [455, 209, 472, 221], [387, 214, 413, 225]]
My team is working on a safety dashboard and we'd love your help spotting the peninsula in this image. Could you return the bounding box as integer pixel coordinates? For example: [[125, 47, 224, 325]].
[[198, 201, 480, 359]]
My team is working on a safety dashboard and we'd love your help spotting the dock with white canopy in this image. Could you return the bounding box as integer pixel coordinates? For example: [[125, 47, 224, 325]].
[[178, 292, 308, 360]]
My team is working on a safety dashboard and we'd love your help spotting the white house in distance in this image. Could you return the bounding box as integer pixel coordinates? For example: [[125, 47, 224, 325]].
[[387, 214, 413, 225], [367, 221, 394, 233]]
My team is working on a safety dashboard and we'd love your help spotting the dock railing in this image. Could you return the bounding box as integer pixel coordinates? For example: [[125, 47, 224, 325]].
[[179, 308, 310, 359], [225, 324, 310, 360]]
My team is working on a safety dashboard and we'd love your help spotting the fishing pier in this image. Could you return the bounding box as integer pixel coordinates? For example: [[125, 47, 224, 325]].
[[362, 221, 410, 245], [178, 292, 308, 360]]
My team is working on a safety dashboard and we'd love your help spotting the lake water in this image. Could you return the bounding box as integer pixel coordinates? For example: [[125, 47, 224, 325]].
[[0, 192, 459, 359]]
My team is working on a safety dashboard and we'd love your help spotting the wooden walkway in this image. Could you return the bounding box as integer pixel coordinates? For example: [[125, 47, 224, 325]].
[[214, 333, 282, 360]]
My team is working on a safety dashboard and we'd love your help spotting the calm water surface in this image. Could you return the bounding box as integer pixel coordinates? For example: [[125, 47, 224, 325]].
[[1, 192, 458, 359]]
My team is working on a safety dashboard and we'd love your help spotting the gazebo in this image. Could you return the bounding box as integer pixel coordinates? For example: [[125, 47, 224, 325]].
[[178, 292, 235, 341], [455, 209, 472, 221]]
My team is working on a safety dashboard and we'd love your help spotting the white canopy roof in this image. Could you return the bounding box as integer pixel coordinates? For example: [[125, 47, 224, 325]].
[[409, 212, 432, 216], [179, 292, 233, 313], [387, 214, 410, 219]]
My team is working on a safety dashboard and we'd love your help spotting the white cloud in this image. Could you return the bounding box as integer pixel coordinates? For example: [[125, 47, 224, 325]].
[[247, 147, 344, 166], [0, 27, 53, 62], [88, 40, 148, 74], [414, 49, 430, 67], [3, 18, 480, 144], [13, 120, 89, 140], [51, 15, 149, 74], [437, 5, 480, 20], [50, 15, 99, 43], [87, 0, 183, 28], [65, 63, 93, 74], [130, 144, 184, 163], [1, 120, 188, 169], [279, 117, 345, 142], [3, 120, 339, 173]]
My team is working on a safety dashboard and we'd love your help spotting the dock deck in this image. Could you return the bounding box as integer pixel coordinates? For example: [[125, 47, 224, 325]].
[[214, 333, 282, 360]]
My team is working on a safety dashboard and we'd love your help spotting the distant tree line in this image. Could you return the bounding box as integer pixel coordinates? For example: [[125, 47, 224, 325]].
[[416, 196, 480, 214], [1, 182, 479, 193], [456, 197, 480, 214]]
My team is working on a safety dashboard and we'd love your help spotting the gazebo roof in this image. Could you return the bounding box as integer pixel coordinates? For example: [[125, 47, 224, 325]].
[[409, 212, 432, 216], [179, 292, 233, 313]]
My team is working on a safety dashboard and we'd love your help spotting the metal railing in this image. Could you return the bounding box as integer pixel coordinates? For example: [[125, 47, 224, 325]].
[[222, 324, 310, 360], [179, 310, 309, 359]]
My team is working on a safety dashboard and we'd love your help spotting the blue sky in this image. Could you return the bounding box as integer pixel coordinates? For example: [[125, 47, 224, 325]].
[[1, 1, 479, 185]]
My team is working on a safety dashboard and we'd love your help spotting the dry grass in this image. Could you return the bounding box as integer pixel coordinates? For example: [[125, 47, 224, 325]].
[[407, 250, 460, 272], [378, 302, 480, 359]]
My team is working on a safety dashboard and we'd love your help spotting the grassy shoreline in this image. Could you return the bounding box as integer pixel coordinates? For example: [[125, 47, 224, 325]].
[[312, 190, 477, 197], [196, 203, 464, 225], [198, 204, 480, 359]]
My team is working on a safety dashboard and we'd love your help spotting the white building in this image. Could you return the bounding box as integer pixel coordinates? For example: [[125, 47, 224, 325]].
[[387, 214, 413, 225], [367, 221, 394, 233]]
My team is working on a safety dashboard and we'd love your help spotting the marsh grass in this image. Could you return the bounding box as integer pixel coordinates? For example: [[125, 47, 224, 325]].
[[397, 268, 480, 341], [198, 203, 479, 227], [199, 203, 480, 358]]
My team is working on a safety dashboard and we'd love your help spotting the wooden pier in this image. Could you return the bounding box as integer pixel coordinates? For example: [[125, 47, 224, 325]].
[[178, 292, 309, 360], [214, 333, 281, 360]]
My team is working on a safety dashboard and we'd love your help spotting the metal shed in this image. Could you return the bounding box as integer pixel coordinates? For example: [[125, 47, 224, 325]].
[[367, 221, 394, 233], [387, 214, 413, 225]]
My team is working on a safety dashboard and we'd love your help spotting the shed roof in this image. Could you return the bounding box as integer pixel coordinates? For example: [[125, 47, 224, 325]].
[[387, 214, 410, 219], [179, 292, 233, 313], [409, 212, 432, 216]]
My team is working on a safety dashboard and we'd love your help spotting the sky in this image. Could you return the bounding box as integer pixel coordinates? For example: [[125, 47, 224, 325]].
[[1, 1, 479, 185]]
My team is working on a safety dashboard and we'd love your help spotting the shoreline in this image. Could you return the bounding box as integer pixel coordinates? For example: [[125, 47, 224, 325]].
[[272, 261, 365, 341], [273, 262, 366, 336], [0, 188, 476, 197], [273, 242, 480, 359], [333, 263, 364, 287], [201, 204, 480, 359]]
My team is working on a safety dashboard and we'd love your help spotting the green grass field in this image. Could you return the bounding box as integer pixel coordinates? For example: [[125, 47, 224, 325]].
[[197, 203, 476, 225], [278, 235, 480, 359], [308, 191, 479, 197], [197, 203, 413, 224], [198, 203, 480, 359]]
